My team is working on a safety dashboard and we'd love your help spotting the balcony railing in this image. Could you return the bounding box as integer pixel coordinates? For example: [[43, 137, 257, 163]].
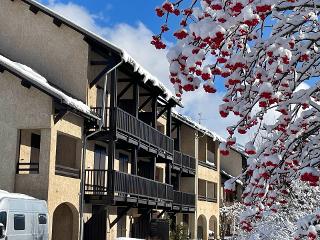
[[173, 190, 195, 207], [90, 107, 174, 156], [16, 162, 39, 174], [173, 151, 196, 172], [198, 195, 217, 203], [116, 108, 174, 155], [85, 170, 173, 202], [55, 164, 80, 179]]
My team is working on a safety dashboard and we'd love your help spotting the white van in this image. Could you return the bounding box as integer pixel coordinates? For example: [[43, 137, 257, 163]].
[[0, 190, 48, 240]]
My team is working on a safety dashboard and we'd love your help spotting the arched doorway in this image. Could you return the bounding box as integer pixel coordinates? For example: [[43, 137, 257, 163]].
[[197, 215, 207, 240], [52, 203, 79, 240], [209, 215, 218, 239]]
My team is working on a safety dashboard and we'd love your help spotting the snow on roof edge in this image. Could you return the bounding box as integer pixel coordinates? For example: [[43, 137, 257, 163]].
[[26, 0, 181, 106], [172, 110, 246, 155], [0, 54, 99, 120], [220, 170, 243, 185]]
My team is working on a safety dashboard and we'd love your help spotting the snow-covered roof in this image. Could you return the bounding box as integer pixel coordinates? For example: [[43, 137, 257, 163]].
[[0, 54, 100, 120], [172, 110, 246, 155], [172, 110, 225, 142], [220, 170, 243, 185], [0, 190, 35, 200], [23, 0, 180, 105]]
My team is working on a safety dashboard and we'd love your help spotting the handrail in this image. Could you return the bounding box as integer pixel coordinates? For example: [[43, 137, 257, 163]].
[[173, 150, 196, 171], [173, 190, 196, 206], [85, 169, 173, 202], [16, 162, 39, 174], [116, 107, 174, 154]]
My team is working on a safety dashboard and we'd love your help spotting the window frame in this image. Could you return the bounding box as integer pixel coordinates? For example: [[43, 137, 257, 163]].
[[14, 214, 25, 231]]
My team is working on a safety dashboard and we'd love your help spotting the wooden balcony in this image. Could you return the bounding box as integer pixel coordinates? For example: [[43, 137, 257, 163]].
[[173, 151, 196, 175], [85, 169, 173, 208], [173, 190, 196, 212], [90, 107, 174, 160]]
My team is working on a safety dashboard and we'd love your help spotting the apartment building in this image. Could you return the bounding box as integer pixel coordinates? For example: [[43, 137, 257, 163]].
[[0, 1, 245, 240]]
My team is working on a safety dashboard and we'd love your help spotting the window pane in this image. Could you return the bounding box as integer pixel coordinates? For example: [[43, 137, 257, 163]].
[[0, 212, 7, 230], [14, 214, 25, 230], [38, 214, 47, 225]]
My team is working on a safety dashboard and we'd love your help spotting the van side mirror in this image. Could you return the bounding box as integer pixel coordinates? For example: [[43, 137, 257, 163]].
[[0, 223, 5, 239]]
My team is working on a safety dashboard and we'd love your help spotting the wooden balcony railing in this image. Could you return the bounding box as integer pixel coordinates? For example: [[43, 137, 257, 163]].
[[55, 164, 80, 179], [90, 107, 174, 156], [173, 151, 196, 172], [173, 190, 195, 207], [116, 108, 174, 155], [16, 162, 39, 174], [85, 170, 173, 202]]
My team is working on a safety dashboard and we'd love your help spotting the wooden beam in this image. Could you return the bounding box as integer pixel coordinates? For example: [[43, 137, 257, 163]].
[[110, 206, 131, 229], [54, 109, 68, 124], [117, 82, 133, 101], [90, 60, 110, 66], [152, 97, 158, 128], [166, 107, 172, 137], [53, 18, 62, 27], [157, 210, 166, 219], [131, 147, 138, 175], [157, 107, 167, 119], [21, 80, 31, 89], [133, 81, 139, 117], [29, 5, 39, 14], [165, 163, 172, 185], [139, 96, 152, 111], [89, 66, 109, 88]]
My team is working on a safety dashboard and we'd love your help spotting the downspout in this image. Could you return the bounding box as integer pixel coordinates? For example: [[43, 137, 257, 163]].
[[79, 59, 123, 240]]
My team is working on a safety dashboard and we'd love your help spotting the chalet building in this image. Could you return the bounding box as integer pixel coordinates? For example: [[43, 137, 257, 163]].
[[0, 0, 246, 240]]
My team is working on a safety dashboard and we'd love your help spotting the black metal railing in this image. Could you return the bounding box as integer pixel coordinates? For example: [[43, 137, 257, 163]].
[[173, 151, 196, 171], [116, 108, 174, 154], [173, 190, 196, 207], [55, 164, 80, 179], [16, 162, 39, 174], [198, 195, 217, 203], [198, 159, 217, 170], [85, 169, 173, 202]]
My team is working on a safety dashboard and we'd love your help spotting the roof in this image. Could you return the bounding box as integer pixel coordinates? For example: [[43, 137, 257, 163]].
[[20, 0, 181, 106], [220, 170, 243, 185], [0, 54, 100, 120], [172, 110, 246, 156], [0, 190, 35, 200]]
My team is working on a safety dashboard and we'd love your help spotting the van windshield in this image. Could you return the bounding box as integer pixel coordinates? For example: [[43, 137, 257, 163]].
[[0, 212, 6, 230]]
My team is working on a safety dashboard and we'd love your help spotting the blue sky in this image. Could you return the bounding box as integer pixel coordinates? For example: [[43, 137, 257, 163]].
[[41, 0, 167, 34]]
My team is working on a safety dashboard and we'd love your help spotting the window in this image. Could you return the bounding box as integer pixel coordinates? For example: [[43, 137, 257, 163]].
[[38, 214, 47, 225], [14, 214, 25, 230], [0, 212, 7, 230], [17, 130, 41, 174], [30, 133, 41, 164], [119, 153, 129, 173], [94, 145, 107, 170]]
